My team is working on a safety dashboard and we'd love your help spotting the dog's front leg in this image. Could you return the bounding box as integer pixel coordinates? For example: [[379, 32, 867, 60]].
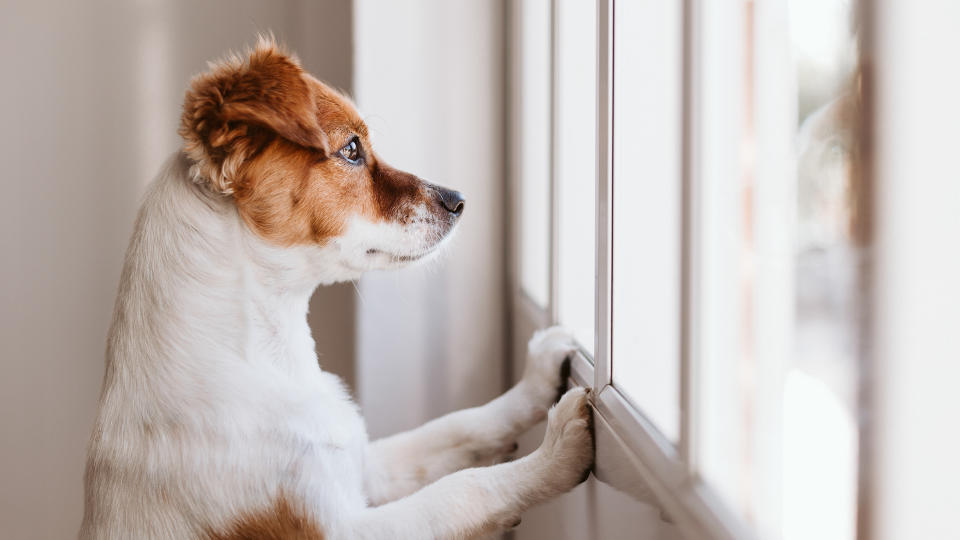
[[364, 327, 579, 505], [342, 387, 593, 540]]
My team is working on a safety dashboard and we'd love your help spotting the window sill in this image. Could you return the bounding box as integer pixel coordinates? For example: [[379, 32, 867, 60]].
[[565, 348, 756, 540]]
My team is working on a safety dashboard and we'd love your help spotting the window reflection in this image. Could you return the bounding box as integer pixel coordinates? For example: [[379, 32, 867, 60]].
[[785, 0, 862, 538], [699, 1, 863, 538]]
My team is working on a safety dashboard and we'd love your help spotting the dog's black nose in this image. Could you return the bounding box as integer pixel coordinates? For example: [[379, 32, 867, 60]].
[[436, 188, 465, 216]]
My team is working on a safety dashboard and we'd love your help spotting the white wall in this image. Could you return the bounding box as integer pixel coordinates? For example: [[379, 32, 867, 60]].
[[353, 0, 509, 438], [0, 2, 353, 537], [870, 2, 960, 538]]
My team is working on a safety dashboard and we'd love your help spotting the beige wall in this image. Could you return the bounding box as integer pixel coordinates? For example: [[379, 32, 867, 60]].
[[0, 2, 353, 537], [870, 2, 960, 538], [352, 0, 509, 438]]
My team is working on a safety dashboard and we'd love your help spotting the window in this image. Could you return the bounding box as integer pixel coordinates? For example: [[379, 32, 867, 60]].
[[553, 0, 597, 355], [518, 0, 552, 309], [695, 2, 862, 539], [511, 1, 864, 539], [611, 0, 684, 443]]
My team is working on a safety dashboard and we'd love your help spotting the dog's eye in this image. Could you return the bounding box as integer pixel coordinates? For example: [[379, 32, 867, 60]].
[[338, 137, 362, 164]]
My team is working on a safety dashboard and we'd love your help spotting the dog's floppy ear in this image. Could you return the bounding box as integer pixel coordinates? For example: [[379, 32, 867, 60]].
[[179, 36, 328, 193]]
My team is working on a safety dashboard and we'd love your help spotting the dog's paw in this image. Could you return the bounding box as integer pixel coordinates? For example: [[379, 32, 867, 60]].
[[534, 387, 594, 493], [522, 326, 578, 406]]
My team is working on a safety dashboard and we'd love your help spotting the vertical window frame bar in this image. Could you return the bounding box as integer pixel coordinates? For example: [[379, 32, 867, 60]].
[[595, 0, 614, 391], [547, 0, 560, 326], [679, 0, 699, 471]]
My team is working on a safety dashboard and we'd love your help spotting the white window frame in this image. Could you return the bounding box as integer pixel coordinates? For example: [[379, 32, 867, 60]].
[[510, 1, 754, 538], [509, 0, 874, 539], [588, 2, 753, 538]]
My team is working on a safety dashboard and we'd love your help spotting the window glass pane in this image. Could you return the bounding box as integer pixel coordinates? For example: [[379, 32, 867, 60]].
[[695, 0, 750, 526], [519, 0, 552, 307], [697, 1, 861, 539], [554, 0, 596, 354], [611, 0, 683, 442], [784, 0, 860, 537]]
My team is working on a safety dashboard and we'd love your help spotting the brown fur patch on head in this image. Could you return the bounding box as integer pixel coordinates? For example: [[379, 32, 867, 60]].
[[231, 136, 360, 246], [179, 36, 454, 248], [206, 496, 324, 540], [180, 35, 329, 194], [220, 77, 437, 246]]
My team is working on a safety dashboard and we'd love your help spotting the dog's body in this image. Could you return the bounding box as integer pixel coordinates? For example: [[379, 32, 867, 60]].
[[81, 39, 592, 539]]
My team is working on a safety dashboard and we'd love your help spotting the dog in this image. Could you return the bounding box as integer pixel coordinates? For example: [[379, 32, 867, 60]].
[[80, 37, 593, 539]]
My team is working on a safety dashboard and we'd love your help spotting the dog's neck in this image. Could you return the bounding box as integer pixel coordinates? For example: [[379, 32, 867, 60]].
[[107, 152, 327, 383]]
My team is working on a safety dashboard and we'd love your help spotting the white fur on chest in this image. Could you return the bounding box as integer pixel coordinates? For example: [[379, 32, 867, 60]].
[[82, 153, 372, 538]]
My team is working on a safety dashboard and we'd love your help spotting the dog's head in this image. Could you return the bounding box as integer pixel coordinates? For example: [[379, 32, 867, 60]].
[[179, 37, 464, 279]]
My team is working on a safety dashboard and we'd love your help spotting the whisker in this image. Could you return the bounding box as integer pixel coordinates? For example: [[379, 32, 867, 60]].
[[350, 279, 367, 307]]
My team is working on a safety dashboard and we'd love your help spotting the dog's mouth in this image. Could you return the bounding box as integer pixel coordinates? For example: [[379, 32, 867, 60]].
[[365, 247, 435, 262]]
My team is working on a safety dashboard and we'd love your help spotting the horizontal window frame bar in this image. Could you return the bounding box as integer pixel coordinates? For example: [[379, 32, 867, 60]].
[[563, 349, 757, 540]]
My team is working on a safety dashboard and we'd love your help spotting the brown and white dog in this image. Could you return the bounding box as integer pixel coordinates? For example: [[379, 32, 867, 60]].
[[80, 37, 593, 539]]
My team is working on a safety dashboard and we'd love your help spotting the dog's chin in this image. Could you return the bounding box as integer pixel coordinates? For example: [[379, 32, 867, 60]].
[[333, 219, 460, 277], [364, 245, 441, 270], [360, 228, 456, 272], [337, 251, 426, 276]]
